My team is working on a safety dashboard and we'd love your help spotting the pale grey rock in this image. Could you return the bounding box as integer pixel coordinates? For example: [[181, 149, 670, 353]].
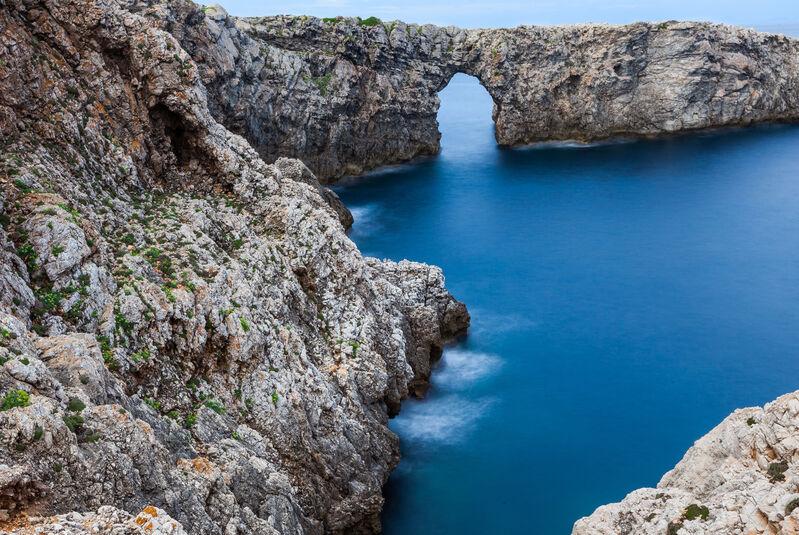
[[2, 0, 796, 534], [4, 505, 187, 534], [0, 1, 467, 534], [147, 6, 799, 181], [573, 392, 799, 535]]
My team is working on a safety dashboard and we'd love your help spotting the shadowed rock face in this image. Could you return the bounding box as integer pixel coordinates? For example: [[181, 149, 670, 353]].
[[156, 6, 799, 181]]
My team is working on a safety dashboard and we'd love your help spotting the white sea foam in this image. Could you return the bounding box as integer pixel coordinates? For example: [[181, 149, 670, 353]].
[[432, 348, 502, 389], [392, 395, 496, 444], [348, 204, 381, 239]]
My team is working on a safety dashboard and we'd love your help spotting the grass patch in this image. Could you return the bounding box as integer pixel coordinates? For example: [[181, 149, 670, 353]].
[[1, 389, 30, 411], [683, 504, 709, 521], [358, 16, 381, 26]]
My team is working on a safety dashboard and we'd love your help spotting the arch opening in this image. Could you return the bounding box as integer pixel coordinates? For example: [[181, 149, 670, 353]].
[[435, 73, 498, 158]]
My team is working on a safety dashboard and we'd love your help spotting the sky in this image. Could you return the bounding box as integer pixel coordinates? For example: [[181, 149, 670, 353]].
[[216, 0, 799, 30]]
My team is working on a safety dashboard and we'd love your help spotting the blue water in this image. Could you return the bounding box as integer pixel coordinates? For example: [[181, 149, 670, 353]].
[[335, 74, 799, 534]]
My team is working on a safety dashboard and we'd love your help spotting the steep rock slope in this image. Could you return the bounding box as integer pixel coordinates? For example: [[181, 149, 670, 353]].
[[148, 5, 799, 181], [573, 391, 799, 534], [0, 1, 467, 533]]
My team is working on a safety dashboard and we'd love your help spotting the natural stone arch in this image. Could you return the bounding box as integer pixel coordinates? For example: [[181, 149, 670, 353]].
[[170, 6, 799, 182]]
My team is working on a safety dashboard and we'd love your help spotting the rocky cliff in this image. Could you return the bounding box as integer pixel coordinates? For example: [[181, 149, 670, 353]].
[[0, 1, 467, 533], [148, 5, 799, 181], [573, 392, 799, 535], [2, 1, 799, 534]]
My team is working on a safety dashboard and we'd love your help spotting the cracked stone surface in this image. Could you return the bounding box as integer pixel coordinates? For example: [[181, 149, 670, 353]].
[[1, 1, 798, 534]]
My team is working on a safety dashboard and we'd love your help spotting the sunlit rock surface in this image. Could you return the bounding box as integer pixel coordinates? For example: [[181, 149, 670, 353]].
[[573, 392, 799, 535]]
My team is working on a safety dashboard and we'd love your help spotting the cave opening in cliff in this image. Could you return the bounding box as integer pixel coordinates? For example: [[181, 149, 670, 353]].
[[436, 73, 497, 158]]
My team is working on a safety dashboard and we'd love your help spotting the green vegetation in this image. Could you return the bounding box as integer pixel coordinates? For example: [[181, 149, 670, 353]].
[[746, 416, 756, 426], [271, 389, 279, 406], [57, 203, 81, 224], [312, 73, 333, 96], [786, 497, 799, 515], [667, 502, 710, 533], [13, 179, 32, 194], [683, 504, 709, 521], [164, 286, 176, 303], [115, 309, 133, 334], [18, 243, 38, 271], [1, 389, 30, 411], [768, 460, 789, 482], [33, 425, 43, 441], [67, 397, 86, 413], [184, 412, 198, 428], [97, 336, 119, 370], [81, 431, 102, 444], [240, 317, 250, 332], [63, 413, 84, 432], [131, 348, 151, 362], [204, 399, 225, 414], [36, 287, 65, 312], [358, 16, 381, 26], [144, 397, 161, 411], [51, 244, 65, 257]]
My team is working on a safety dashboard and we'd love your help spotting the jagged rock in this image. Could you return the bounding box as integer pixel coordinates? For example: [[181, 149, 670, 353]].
[[4, 505, 187, 534], [0, 0, 466, 533], [1, 0, 797, 533], [573, 391, 799, 534], [151, 5, 799, 181]]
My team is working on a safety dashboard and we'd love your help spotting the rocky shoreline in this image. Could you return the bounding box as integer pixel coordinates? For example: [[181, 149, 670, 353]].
[[1, 1, 798, 534], [573, 392, 799, 534], [167, 6, 799, 181], [0, 1, 467, 532]]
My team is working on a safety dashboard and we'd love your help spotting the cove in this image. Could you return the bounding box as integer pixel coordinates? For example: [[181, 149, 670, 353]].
[[334, 74, 799, 534]]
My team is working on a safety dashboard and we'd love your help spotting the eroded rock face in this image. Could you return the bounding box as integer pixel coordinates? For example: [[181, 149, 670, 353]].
[[0, 1, 467, 533], [5, 505, 186, 534], [144, 4, 799, 181], [573, 391, 799, 535]]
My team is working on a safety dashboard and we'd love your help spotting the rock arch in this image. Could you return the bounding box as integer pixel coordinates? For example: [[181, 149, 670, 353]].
[[168, 5, 799, 182]]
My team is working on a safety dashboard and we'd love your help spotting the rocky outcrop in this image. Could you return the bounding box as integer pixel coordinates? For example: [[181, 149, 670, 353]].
[[2, 0, 798, 533], [573, 391, 799, 535], [4, 506, 186, 534], [0, 1, 466, 534], [145, 5, 799, 181]]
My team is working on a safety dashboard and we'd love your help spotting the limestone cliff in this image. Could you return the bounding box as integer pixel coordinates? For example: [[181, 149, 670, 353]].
[[0, 1, 467, 533], [151, 5, 799, 181], [573, 392, 799, 535], [2, 1, 799, 534]]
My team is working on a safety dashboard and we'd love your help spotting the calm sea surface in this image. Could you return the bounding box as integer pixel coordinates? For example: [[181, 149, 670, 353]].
[[335, 74, 799, 534]]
